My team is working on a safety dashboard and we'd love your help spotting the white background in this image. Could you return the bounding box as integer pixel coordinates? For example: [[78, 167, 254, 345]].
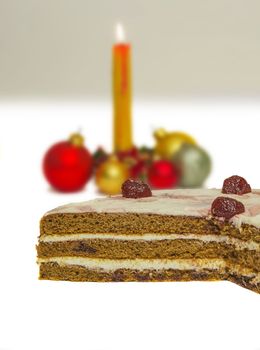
[[0, 100, 260, 350], [1, 0, 260, 97]]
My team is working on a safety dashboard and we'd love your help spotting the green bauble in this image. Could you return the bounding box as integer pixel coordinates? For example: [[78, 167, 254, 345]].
[[173, 143, 211, 188]]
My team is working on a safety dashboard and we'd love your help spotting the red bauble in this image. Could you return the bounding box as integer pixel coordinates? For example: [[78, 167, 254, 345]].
[[148, 160, 179, 189], [43, 133, 92, 192]]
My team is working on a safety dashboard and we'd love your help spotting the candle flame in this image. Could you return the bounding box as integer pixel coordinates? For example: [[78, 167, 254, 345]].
[[115, 22, 126, 43]]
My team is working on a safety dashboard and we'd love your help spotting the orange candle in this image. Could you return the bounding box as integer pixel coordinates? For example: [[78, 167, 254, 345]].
[[113, 23, 133, 152]]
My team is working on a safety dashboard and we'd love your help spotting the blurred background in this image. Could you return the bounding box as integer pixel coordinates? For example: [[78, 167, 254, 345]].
[[0, 0, 260, 99], [0, 0, 260, 192]]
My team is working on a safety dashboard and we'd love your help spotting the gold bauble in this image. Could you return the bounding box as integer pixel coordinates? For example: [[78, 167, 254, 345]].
[[95, 155, 129, 195], [154, 128, 196, 159]]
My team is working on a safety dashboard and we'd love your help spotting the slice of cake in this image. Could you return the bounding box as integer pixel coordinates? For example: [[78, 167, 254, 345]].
[[37, 176, 260, 294]]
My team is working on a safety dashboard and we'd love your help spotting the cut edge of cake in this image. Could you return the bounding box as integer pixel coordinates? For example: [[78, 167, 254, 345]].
[[37, 187, 260, 294]]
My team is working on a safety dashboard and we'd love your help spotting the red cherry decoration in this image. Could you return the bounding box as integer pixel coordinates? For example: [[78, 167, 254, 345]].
[[148, 160, 179, 189], [43, 133, 92, 192], [211, 196, 245, 220], [222, 175, 251, 195], [122, 178, 152, 198]]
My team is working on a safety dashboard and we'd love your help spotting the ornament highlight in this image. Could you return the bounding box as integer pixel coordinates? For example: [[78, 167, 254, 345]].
[[154, 128, 196, 159], [148, 160, 179, 189], [173, 143, 211, 188], [95, 155, 129, 195], [43, 133, 92, 192]]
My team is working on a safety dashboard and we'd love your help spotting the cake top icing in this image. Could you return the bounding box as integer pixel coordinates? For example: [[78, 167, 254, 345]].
[[45, 188, 260, 228]]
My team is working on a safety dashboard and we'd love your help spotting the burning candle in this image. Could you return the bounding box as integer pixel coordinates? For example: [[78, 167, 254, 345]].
[[113, 23, 133, 152]]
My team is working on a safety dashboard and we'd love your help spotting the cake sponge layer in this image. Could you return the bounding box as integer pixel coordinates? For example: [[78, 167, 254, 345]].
[[38, 261, 260, 294], [37, 237, 260, 271], [39, 262, 225, 282], [40, 213, 260, 242]]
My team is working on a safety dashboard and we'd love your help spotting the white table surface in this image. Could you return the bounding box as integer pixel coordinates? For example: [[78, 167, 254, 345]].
[[0, 100, 260, 350]]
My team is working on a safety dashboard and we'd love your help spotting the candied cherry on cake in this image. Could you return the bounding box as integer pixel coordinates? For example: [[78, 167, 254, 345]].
[[222, 175, 251, 195], [211, 196, 245, 220], [121, 179, 152, 199]]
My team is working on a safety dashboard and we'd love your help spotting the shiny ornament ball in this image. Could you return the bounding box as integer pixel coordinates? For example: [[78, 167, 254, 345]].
[[154, 128, 196, 159], [173, 143, 211, 188], [43, 133, 92, 192], [95, 156, 129, 195], [148, 160, 179, 189]]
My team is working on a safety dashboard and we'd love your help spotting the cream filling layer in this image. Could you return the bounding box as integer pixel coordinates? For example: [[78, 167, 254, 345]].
[[37, 257, 260, 283], [38, 257, 225, 271], [39, 233, 260, 251]]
